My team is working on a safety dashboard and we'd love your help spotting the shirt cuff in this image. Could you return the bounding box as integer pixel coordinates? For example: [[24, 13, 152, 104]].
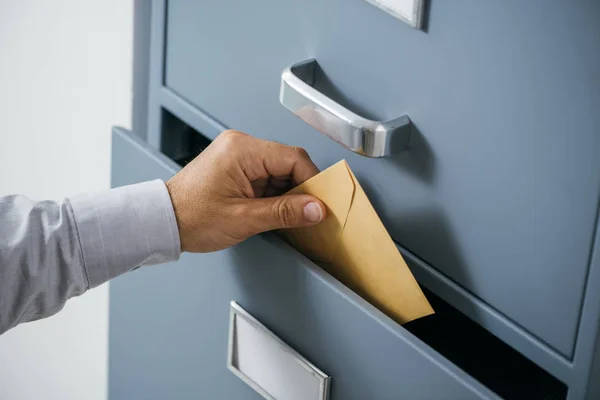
[[68, 179, 181, 289]]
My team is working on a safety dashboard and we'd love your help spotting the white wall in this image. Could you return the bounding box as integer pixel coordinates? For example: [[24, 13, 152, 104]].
[[0, 1, 133, 399]]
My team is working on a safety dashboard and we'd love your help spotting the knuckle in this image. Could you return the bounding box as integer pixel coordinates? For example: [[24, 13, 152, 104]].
[[217, 131, 244, 154], [294, 146, 310, 159], [221, 129, 243, 137], [275, 199, 296, 227], [219, 130, 245, 145]]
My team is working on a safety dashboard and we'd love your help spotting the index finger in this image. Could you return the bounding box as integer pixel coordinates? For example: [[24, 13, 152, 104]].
[[247, 138, 320, 186]]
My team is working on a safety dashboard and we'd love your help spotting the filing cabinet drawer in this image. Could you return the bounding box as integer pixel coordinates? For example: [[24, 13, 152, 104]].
[[109, 128, 502, 399], [164, 0, 600, 356]]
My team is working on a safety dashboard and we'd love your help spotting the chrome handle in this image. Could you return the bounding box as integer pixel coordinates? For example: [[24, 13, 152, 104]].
[[279, 59, 411, 158]]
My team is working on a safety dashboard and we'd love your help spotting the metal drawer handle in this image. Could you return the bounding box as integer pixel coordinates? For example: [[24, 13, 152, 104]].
[[279, 59, 411, 158]]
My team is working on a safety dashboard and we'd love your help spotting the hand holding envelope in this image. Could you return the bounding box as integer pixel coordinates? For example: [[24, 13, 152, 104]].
[[280, 160, 434, 324]]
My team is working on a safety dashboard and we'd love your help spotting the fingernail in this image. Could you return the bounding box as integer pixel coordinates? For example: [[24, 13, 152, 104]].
[[303, 202, 323, 223]]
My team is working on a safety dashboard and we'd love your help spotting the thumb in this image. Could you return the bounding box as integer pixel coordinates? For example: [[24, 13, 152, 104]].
[[245, 194, 326, 234]]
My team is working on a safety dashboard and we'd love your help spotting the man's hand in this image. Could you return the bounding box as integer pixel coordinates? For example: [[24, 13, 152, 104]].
[[165, 130, 326, 253]]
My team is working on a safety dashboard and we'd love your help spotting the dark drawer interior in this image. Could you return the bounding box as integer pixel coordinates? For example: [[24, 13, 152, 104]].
[[406, 289, 567, 400]]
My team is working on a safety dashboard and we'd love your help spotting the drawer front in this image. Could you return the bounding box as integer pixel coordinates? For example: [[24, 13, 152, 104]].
[[164, 0, 600, 356], [109, 128, 496, 399]]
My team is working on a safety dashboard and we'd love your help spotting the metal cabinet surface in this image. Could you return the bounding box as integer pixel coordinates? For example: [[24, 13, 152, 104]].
[[163, 0, 600, 359], [110, 1, 600, 398], [109, 128, 497, 400]]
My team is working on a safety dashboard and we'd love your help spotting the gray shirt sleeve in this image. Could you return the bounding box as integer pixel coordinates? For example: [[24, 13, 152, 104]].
[[0, 179, 181, 335]]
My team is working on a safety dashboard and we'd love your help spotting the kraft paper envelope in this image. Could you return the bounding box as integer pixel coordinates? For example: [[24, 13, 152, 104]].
[[281, 160, 434, 324]]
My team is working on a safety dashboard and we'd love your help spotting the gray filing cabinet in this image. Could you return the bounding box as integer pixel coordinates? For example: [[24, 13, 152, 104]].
[[110, 1, 600, 399]]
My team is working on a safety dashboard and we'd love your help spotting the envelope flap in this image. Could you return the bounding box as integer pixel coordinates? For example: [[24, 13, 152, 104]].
[[282, 160, 355, 263], [328, 163, 434, 324]]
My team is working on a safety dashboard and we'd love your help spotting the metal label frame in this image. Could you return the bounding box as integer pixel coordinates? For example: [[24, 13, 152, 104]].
[[364, 0, 426, 29], [227, 301, 331, 400]]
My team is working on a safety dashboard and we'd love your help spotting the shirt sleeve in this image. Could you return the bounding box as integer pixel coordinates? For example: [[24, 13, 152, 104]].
[[0, 179, 181, 335]]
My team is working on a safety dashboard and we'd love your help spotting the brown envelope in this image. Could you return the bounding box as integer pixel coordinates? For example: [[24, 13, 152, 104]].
[[281, 160, 434, 324]]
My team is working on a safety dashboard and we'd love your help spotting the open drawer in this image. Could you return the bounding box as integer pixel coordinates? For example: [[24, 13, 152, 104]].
[[109, 126, 566, 399]]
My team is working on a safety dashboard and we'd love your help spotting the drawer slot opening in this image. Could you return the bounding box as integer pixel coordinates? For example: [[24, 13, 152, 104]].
[[160, 109, 212, 166], [405, 288, 567, 399]]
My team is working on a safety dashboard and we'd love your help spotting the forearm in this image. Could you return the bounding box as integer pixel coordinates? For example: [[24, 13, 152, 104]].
[[0, 180, 180, 334]]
